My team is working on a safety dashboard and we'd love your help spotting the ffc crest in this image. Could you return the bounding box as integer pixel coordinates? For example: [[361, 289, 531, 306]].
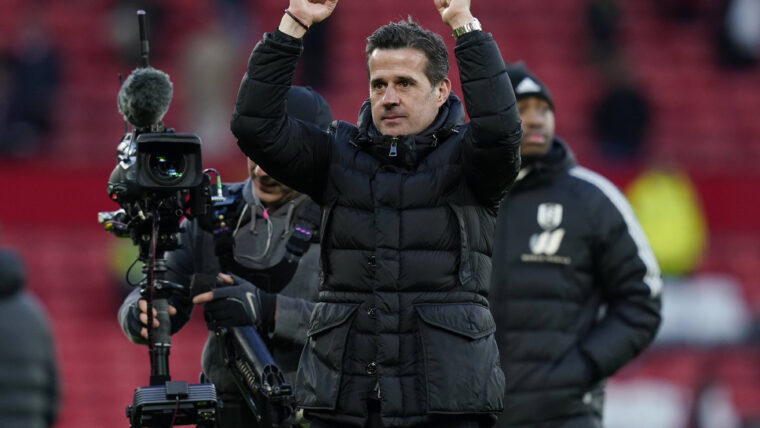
[[537, 203, 563, 230], [526, 202, 568, 261]]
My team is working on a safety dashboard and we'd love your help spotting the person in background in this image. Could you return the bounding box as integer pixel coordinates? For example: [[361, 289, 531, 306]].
[[0, 243, 60, 428], [0, 15, 61, 158], [591, 58, 651, 163], [489, 62, 662, 428]]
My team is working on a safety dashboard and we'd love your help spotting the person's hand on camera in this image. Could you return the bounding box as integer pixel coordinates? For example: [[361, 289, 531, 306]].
[[126, 299, 178, 340], [193, 273, 276, 331]]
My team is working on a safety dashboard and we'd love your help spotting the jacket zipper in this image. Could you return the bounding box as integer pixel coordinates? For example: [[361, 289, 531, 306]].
[[389, 137, 398, 157]]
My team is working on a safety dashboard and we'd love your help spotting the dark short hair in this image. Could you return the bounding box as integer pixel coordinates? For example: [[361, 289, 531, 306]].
[[365, 18, 449, 86]]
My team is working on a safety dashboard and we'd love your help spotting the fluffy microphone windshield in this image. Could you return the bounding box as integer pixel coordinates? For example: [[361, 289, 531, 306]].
[[117, 67, 173, 128]]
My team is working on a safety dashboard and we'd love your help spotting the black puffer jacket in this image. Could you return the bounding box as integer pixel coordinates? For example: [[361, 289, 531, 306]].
[[489, 140, 662, 427], [231, 29, 522, 427]]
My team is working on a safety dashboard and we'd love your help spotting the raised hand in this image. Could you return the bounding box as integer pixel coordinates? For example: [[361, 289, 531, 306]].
[[433, 0, 473, 29], [288, 0, 338, 27]]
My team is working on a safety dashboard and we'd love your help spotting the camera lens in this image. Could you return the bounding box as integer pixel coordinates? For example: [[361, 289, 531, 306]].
[[148, 153, 186, 185]]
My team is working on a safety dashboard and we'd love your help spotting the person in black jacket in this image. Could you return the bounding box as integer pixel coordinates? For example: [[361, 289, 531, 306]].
[[0, 247, 60, 428], [489, 63, 662, 428], [119, 86, 332, 428], [217, 0, 523, 426]]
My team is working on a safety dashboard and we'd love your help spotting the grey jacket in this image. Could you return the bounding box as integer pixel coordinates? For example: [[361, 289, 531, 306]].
[[0, 249, 60, 428]]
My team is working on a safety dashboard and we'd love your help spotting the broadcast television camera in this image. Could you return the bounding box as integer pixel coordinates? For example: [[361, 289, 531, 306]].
[[98, 10, 295, 428]]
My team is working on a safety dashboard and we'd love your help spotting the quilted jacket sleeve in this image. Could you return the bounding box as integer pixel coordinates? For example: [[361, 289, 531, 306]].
[[230, 30, 331, 204], [455, 31, 523, 208]]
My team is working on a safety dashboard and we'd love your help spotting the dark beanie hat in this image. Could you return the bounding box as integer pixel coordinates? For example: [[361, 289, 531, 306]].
[[506, 62, 554, 110], [286, 86, 334, 130]]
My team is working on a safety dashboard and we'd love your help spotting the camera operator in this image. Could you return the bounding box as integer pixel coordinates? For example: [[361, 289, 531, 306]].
[[118, 85, 332, 428]]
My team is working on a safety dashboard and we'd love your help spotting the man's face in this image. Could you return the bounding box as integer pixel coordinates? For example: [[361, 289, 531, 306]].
[[368, 48, 451, 136], [517, 97, 555, 159], [247, 159, 298, 209]]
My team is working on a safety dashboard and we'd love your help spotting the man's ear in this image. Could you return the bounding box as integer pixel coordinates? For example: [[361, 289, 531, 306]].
[[435, 77, 452, 106]]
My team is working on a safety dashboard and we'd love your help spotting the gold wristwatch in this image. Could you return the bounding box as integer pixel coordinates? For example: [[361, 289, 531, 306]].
[[452, 18, 482, 40]]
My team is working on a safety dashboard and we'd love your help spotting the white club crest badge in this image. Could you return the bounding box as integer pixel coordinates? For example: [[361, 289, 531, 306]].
[[527, 203, 568, 260], [537, 203, 563, 231]]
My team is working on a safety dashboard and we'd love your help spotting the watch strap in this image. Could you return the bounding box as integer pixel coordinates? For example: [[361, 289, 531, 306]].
[[452, 18, 482, 40]]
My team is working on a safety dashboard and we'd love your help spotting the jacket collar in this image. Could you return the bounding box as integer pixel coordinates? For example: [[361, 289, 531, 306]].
[[352, 93, 465, 169], [515, 137, 577, 189]]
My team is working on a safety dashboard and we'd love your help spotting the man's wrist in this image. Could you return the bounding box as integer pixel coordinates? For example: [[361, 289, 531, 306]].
[[278, 13, 308, 39], [451, 17, 482, 40], [447, 12, 476, 31]]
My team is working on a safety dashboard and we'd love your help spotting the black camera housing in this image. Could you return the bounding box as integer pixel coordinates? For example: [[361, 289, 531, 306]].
[[103, 130, 209, 255], [135, 132, 204, 190], [107, 131, 204, 202]]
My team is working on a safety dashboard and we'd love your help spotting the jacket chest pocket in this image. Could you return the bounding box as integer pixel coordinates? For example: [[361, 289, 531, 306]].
[[295, 302, 358, 410], [415, 303, 505, 413]]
